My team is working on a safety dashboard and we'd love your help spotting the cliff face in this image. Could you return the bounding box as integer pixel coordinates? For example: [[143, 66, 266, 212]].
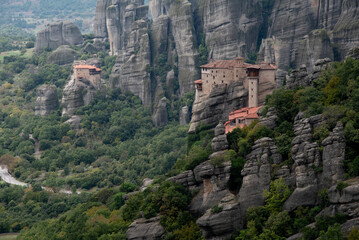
[[200, 0, 263, 60], [35, 22, 83, 54]]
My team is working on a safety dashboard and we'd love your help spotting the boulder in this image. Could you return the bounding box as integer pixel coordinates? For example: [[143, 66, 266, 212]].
[[65, 115, 82, 129], [126, 216, 165, 240], [35, 85, 59, 116], [83, 42, 99, 54], [47, 45, 79, 65]]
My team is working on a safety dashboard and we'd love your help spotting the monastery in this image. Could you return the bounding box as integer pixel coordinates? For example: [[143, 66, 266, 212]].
[[194, 57, 277, 133], [73, 60, 102, 88]]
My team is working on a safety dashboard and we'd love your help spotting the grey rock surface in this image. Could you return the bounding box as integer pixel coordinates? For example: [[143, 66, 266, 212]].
[[47, 45, 79, 65], [108, 1, 153, 107], [259, 107, 278, 130], [35, 85, 59, 116], [152, 97, 168, 127], [239, 137, 282, 212], [189, 82, 247, 133], [211, 122, 228, 152], [65, 115, 82, 129], [179, 106, 190, 125], [283, 113, 324, 211], [196, 193, 241, 240], [126, 216, 165, 240], [322, 122, 345, 187], [35, 22, 83, 54]]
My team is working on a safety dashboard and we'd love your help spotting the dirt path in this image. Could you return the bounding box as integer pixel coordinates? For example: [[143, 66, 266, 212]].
[[29, 134, 41, 159], [0, 166, 28, 187]]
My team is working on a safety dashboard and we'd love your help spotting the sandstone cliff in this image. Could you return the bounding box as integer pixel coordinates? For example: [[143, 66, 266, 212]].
[[35, 22, 83, 54]]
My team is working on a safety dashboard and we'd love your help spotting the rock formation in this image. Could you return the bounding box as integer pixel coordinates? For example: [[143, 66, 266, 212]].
[[189, 82, 247, 133], [35, 85, 59, 116], [47, 45, 79, 65], [322, 122, 345, 187], [179, 106, 190, 125], [211, 122, 228, 153], [238, 137, 282, 212], [35, 22, 83, 54], [152, 97, 168, 127], [259, 107, 278, 130], [107, 0, 153, 107], [283, 113, 323, 211], [126, 216, 165, 240], [286, 58, 331, 89], [62, 60, 103, 116]]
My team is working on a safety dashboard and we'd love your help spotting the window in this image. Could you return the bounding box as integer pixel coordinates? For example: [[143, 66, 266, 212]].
[[236, 75, 238, 78], [251, 95, 253, 98], [251, 88, 253, 91], [222, 80, 224, 83], [223, 75, 225, 78], [212, 70, 213, 73]]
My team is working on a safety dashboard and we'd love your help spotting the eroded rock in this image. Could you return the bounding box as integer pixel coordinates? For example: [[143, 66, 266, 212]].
[[126, 216, 165, 240], [35, 85, 59, 116], [35, 21, 83, 54]]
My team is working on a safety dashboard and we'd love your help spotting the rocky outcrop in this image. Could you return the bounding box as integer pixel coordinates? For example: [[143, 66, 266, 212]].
[[47, 45, 79, 65], [35, 22, 83, 54], [211, 122, 228, 153], [259, 107, 278, 130], [196, 193, 241, 240], [126, 216, 165, 240], [35, 85, 59, 116], [283, 113, 324, 211], [322, 122, 345, 187], [347, 47, 359, 60], [150, 0, 199, 95], [62, 60, 103, 116], [65, 115, 82, 129], [93, 0, 112, 41], [189, 82, 247, 133], [179, 106, 190, 125], [152, 97, 168, 127], [286, 58, 332, 89], [108, 1, 153, 107], [239, 137, 282, 212]]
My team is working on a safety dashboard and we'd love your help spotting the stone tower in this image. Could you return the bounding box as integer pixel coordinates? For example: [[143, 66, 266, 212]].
[[248, 77, 258, 107]]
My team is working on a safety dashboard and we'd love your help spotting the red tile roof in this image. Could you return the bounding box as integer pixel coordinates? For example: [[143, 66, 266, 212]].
[[74, 65, 101, 71], [228, 106, 262, 121], [194, 79, 203, 84]]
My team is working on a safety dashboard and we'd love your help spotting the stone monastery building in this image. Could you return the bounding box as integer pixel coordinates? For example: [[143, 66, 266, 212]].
[[73, 60, 102, 88], [195, 57, 277, 108]]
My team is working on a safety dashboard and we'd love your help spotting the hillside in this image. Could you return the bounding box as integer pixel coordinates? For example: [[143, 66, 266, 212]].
[[0, 0, 97, 33], [0, 0, 358, 239]]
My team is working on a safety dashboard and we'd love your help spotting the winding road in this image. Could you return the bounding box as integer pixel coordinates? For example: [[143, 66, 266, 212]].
[[0, 165, 28, 187]]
